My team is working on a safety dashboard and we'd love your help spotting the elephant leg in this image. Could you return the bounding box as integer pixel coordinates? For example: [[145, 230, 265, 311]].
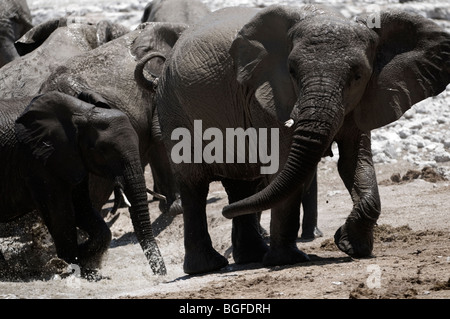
[[180, 178, 228, 274], [263, 188, 310, 266], [221, 179, 269, 265], [300, 170, 323, 239], [334, 119, 381, 258], [73, 178, 112, 270], [147, 140, 183, 215], [28, 178, 79, 265]]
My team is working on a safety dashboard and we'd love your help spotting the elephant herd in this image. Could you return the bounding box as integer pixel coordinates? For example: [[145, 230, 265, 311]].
[[0, 0, 449, 278]]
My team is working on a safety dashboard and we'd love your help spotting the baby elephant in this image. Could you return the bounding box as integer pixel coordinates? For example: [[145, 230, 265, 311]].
[[0, 91, 166, 276]]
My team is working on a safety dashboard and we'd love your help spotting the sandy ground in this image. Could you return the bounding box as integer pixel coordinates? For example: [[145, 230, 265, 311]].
[[129, 159, 450, 300], [1, 158, 449, 300]]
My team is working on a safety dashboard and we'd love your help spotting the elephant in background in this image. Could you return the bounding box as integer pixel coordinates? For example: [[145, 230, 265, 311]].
[[0, 0, 33, 67], [40, 22, 188, 215], [0, 19, 129, 100], [155, 5, 450, 274], [15, 17, 130, 56], [0, 91, 166, 276], [141, 0, 210, 25]]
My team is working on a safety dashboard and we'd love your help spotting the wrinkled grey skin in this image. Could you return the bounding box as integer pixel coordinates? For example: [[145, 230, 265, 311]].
[[0, 0, 33, 67], [0, 20, 129, 100], [0, 91, 166, 276], [40, 22, 187, 215], [156, 5, 450, 274], [141, 0, 210, 25], [142, 0, 320, 240]]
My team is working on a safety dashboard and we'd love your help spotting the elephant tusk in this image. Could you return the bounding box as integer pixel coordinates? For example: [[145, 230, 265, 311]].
[[284, 119, 294, 128], [146, 188, 167, 203], [119, 187, 132, 208]]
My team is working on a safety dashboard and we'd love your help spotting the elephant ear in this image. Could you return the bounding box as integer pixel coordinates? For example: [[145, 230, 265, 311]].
[[354, 10, 450, 131], [15, 18, 67, 55], [229, 5, 304, 122], [96, 20, 130, 46], [15, 92, 87, 185]]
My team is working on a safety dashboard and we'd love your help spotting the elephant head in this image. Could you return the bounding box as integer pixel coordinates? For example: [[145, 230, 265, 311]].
[[0, 0, 33, 67], [15, 91, 166, 275], [223, 6, 449, 218]]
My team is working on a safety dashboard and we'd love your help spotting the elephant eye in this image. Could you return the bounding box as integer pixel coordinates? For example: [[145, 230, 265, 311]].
[[289, 66, 298, 79], [350, 64, 362, 82]]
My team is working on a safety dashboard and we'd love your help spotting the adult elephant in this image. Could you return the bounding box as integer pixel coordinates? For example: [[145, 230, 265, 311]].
[[141, 0, 320, 241], [0, 91, 166, 276], [141, 0, 210, 25], [155, 5, 450, 274], [40, 22, 188, 215], [0, 0, 33, 67], [0, 19, 129, 99]]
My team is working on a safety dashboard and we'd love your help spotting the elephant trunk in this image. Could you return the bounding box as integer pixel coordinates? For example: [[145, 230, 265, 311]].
[[223, 79, 344, 218], [121, 156, 167, 275], [134, 52, 166, 91]]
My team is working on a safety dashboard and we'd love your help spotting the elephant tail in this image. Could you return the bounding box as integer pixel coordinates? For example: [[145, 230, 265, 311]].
[[134, 52, 166, 92]]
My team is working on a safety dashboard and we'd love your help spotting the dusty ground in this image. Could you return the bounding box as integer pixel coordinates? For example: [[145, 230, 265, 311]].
[[130, 159, 450, 300], [0, 157, 449, 300]]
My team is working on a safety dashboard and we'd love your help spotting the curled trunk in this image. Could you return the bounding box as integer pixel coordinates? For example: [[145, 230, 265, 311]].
[[121, 157, 167, 275], [134, 51, 166, 91], [223, 84, 345, 218]]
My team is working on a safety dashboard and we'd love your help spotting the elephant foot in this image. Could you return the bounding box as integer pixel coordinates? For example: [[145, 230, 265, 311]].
[[160, 197, 183, 215], [78, 227, 111, 270], [233, 238, 269, 264], [184, 247, 228, 275], [334, 219, 374, 258], [300, 226, 323, 241], [168, 198, 183, 215], [262, 244, 310, 267]]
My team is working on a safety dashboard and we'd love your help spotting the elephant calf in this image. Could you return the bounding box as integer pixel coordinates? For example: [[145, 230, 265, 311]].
[[0, 91, 166, 276]]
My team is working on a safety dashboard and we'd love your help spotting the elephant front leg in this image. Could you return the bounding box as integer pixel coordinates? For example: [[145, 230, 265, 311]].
[[264, 190, 310, 266], [222, 179, 269, 264], [28, 178, 79, 265], [73, 178, 112, 272], [180, 179, 228, 275], [334, 121, 381, 258]]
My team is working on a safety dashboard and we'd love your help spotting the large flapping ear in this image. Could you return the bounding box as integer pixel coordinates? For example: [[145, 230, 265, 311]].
[[15, 92, 88, 185], [354, 10, 450, 131], [229, 5, 307, 122]]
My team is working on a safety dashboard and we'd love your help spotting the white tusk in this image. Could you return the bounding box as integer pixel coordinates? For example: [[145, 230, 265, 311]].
[[284, 119, 294, 128], [119, 188, 132, 208], [147, 188, 167, 203]]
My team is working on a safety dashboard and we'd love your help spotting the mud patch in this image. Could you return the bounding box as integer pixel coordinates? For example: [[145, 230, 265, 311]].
[[382, 166, 448, 185]]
